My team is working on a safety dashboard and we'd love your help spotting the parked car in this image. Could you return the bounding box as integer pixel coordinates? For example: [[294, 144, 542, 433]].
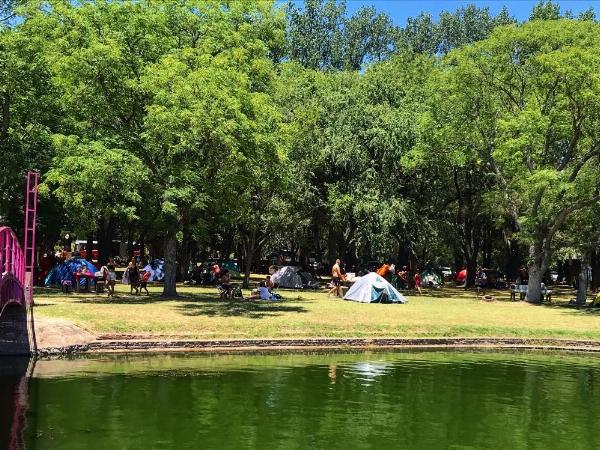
[[440, 266, 453, 280]]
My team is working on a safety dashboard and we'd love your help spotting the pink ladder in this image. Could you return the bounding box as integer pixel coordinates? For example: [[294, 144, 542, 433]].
[[23, 171, 38, 306]]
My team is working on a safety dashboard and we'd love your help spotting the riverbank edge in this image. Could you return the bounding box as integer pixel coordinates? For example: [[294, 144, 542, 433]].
[[35, 337, 600, 357]]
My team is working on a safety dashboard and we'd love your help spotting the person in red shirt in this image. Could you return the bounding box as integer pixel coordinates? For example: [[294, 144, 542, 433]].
[[139, 270, 151, 295], [414, 269, 422, 295], [210, 263, 221, 284]]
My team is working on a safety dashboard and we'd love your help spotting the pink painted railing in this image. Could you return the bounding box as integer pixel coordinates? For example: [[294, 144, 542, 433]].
[[0, 226, 26, 315]]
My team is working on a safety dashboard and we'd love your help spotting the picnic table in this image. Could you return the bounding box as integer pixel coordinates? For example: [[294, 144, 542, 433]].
[[510, 284, 552, 302], [74, 271, 100, 293]]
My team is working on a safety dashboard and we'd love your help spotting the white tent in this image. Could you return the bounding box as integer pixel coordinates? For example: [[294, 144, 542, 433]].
[[344, 272, 407, 304], [271, 266, 317, 289]]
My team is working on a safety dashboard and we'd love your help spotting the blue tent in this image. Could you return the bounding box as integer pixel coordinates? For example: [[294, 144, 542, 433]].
[[142, 259, 165, 282], [45, 258, 98, 287]]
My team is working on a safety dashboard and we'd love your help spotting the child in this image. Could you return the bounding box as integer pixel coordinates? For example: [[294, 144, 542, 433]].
[[414, 270, 422, 295], [139, 270, 151, 295], [246, 282, 276, 301]]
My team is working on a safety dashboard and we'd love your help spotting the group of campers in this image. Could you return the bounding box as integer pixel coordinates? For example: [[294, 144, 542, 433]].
[[215, 267, 281, 301], [328, 259, 423, 298]]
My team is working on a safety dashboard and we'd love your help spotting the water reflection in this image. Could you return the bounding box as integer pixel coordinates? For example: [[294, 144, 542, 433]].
[[3, 351, 600, 449], [0, 357, 32, 450]]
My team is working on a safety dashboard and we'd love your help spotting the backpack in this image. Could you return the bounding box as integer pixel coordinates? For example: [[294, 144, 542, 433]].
[[233, 287, 243, 298]]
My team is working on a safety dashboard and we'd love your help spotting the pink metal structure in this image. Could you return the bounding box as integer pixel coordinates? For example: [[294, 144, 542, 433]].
[[0, 227, 25, 315], [0, 171, 38, 317], [23, 171, 39, 306]]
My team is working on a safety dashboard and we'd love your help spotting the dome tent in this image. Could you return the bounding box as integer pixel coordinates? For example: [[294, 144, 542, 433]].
[[271, 266, 318, 289], [45, 257, 98, 287], [344, 272, 407, 304]]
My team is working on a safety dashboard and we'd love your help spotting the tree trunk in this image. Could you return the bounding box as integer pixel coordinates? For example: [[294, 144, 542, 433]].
[[178, 228, 192, 281], [591, 250, 600, 292], [126, 225, 134, 259], [162, 228, 178, 297], [576, 249, 591, 305], [97, 216, 113, 265], [243, 227, 257, 289], [526, 242, 549, 303], [139, 234, 145, 262], [465, 256, 477, 288], [86, 232, 94, 262]]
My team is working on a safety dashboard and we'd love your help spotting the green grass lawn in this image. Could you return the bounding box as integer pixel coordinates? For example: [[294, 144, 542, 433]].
[[32, 283, 600, 341]]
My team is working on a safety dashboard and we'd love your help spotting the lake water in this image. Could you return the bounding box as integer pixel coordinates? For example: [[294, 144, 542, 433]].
[[2, 350, 600, 449]]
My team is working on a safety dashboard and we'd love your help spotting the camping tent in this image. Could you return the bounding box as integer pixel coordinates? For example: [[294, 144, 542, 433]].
[[343, 272, 406, 304], [142, 259, 165, 282], [421, 270, 442, 288], [45, 257, 98, 287], [221, 260, 240, 277], [455, 269, 467, 284], [271, 266, 318, 289]]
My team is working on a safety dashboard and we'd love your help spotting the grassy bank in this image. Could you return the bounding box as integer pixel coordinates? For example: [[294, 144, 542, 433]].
[[32, 284, 600, 341]]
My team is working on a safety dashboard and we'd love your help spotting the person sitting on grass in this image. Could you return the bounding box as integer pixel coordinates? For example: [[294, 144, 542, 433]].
[[218, 269, 233, 299], [246, 282, 278, 301], [139, 270, 151, 295], [266, 275, 274, 290]]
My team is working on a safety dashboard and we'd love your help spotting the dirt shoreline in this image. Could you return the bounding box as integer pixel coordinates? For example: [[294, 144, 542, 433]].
[[35, 337, 600, 357]]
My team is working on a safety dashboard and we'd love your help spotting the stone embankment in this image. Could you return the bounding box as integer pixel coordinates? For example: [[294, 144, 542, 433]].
[[36, 336, 600, 357], [0, 306, 32, 356]]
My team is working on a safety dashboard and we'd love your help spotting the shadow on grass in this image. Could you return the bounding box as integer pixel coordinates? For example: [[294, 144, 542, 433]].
[[33, 287, 69, 297], [66, 291, 311, 319], [537, 301, 600, 316], [175, 300, 308, 319]]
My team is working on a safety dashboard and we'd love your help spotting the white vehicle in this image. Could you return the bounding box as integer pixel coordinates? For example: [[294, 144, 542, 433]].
[[440, 267, 453, 278]]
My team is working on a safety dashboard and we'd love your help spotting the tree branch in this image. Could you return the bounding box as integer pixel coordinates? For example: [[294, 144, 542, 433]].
[[546, 195, 600, 247], [569, 146, 600, 182]]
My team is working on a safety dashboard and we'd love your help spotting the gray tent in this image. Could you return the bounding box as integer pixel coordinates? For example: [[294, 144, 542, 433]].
[[271, 266, 318, 289]]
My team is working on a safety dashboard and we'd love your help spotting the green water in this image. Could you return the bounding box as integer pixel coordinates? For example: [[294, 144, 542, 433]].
[[3, 351, 600, 449]]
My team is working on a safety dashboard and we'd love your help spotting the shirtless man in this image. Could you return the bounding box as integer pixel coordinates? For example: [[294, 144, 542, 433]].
[[328, 259, 343, 298]]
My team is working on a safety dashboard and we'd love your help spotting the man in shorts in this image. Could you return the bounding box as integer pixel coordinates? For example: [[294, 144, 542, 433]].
[[327, 259, 343, 298]]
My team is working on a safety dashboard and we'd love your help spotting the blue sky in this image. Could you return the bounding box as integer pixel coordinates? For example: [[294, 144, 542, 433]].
[[294, 1, 600, 24]]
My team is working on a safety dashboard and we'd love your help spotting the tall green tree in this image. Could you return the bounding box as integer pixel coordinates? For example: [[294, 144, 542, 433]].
[[0, 17, 59, 238], [287, 0, 397, 70], [42, 136, 149, 253], [142, 1, 286, 295], [398, 5, 515, 56], [438, 20, 600, 301]]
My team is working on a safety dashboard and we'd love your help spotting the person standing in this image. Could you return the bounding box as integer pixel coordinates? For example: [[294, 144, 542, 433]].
[[328, 259, 343, 298], [139, 269, 151, 295], [127, 258, 140, 295], [105, 257, 117, 297], [397, 266, 409, 289], [414, 269, 423, 295]]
